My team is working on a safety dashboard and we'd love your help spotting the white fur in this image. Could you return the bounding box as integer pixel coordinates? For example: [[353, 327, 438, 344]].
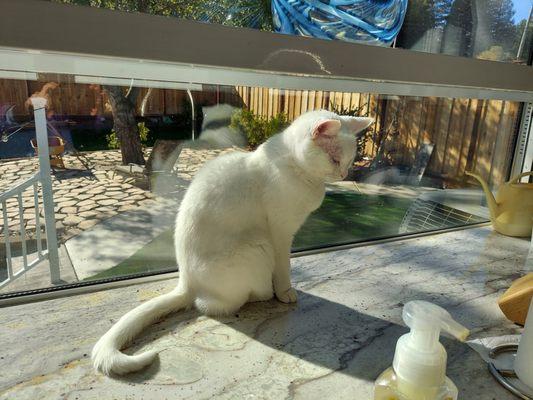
[[92, 110, 373, 375]]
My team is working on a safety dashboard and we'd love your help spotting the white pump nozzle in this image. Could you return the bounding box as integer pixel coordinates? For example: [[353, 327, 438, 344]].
[[393, 301, 469, 396]]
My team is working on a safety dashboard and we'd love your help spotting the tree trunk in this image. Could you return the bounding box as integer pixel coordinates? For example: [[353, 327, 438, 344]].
[[104, 85, 145, 166]]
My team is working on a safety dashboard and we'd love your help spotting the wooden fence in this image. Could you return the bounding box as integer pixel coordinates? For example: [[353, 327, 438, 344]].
[[235, 87, 519, 188], [0, 78, 242, 118], [1, 78, 519, 187]]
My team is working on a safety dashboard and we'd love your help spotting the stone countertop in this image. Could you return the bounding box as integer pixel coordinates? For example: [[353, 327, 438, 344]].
[[0, 226, 529, 400]]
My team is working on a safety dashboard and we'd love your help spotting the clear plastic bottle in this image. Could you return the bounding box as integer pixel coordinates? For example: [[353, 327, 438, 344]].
[[374, 301, 469, 400]]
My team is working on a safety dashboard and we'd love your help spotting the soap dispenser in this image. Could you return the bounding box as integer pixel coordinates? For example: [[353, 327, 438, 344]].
[[374, 301, 470, 400]]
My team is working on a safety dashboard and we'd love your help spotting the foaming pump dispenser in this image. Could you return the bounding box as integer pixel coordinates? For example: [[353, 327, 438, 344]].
[[374, 301, 470, 400]]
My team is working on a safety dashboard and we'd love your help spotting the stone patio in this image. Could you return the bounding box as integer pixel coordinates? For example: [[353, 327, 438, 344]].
[[0, 150, 155, 242], [0, 147, 237, 245], [0, 145, 242, 291]]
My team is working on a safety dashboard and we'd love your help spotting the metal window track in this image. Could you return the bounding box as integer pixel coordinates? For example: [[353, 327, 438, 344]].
[[0, 222, 489, 307]]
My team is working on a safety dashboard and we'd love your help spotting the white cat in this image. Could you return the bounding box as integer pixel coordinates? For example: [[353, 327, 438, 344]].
[[92, 110, 373, 376]]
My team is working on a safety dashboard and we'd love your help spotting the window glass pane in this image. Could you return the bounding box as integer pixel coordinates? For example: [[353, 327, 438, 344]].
[[47, 0, 533, 63], [395, 0, 533, 63], [0, 62, 523, 296]]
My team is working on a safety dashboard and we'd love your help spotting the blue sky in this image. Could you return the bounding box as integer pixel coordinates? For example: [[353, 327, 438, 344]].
[[512, 0, 532, 23]]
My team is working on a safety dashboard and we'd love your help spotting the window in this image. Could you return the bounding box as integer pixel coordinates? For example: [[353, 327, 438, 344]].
[[47, 0, 533, 64], [396, 0, 533, 64], [0, 1, 531, 297]]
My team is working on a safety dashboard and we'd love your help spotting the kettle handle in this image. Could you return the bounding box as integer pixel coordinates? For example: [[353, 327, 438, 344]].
[[510, 171, 533, 184]]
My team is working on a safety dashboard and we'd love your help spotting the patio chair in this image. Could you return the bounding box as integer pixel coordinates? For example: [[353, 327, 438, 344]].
[[30, 135, 66, 169]]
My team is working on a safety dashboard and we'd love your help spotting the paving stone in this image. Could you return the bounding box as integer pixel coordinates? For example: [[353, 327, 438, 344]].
[[87, 187, 105, 194], [109, 193, 128, 200], [78, 210, 98, 218], [78, 219, 98, 230], [57, 200, 77, 208], [107, 190, 126, 196], [128, 194, 147, 201], [78, 204, 97, 212], [63, 216, 83, 226], [97, 199, 119, 206], [77, 199, 95, 207], [95, 207, 113, 213], [65, 227, 82, 237], [8, 219, 20, 227], [61, 207, 78, 214]]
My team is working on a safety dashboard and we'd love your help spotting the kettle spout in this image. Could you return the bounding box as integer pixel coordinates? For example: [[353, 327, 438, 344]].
[[466, 172, 499, 220]]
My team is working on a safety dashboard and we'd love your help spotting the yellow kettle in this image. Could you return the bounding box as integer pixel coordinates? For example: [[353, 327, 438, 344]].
[[466, 171, 533, 237]]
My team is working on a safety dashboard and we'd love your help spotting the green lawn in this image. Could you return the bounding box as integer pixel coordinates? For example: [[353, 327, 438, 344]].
[[293, 191, 411, 250], [86, 191, 412, 281]]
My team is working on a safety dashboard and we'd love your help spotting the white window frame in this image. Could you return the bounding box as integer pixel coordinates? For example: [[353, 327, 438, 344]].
[[0, 0, 531, 302]]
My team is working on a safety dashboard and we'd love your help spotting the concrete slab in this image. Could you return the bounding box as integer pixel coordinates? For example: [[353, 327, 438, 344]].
[[65, 199, 178, 280], [0, 244, 77, 294]]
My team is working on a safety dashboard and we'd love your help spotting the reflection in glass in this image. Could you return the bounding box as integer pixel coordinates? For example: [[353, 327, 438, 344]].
[[272, 0, 408, 46], [396, 0, 533, 63], [51, 0, 533, 63], [0, 72, 522, 295]]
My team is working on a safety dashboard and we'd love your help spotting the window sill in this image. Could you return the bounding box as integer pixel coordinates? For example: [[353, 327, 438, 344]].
[[0, 225, 528, 399]]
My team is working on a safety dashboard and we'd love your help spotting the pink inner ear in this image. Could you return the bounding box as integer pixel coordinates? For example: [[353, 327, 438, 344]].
[[314, 133, 342, 163], [312, 119, 342, 139]]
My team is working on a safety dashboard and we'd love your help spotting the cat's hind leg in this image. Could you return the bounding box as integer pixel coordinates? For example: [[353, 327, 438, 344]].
[[194, 294, 245, 316], [193, 242, 274, 315]]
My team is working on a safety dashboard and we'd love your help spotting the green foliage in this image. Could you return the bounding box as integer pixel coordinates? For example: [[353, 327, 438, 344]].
[[396, 0, 439, 50], [230, 109, 288, 149], [512, 17, 533, 62], [53, 0, 274, 30], [106, 121, 150, 150], [106, 130, 120, 149], [396, 0, 524, 62], [138, 121, 149, 143], [477, 45, 507, 61]]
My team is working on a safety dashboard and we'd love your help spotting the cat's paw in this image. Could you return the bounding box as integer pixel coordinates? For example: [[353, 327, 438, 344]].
[[275, 287, 298, 303]]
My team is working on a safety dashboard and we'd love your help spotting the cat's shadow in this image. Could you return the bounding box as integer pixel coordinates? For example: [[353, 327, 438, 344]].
[[118, 290, 405, 384]]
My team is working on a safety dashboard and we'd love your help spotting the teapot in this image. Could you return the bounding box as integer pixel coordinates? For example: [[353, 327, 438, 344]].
[[466, 171, 533, 237]]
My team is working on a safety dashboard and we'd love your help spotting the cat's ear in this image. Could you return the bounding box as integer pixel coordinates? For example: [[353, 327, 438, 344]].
[[342, 117, 374, 135], [312, 119, 342, 140]]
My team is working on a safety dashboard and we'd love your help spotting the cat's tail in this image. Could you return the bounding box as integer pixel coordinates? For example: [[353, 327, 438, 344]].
[[92, 287, 190, 376]]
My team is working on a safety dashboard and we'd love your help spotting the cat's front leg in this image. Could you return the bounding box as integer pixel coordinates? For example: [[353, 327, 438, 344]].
[[276, 284, 298, 304], [271, 235, 297, 304]]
